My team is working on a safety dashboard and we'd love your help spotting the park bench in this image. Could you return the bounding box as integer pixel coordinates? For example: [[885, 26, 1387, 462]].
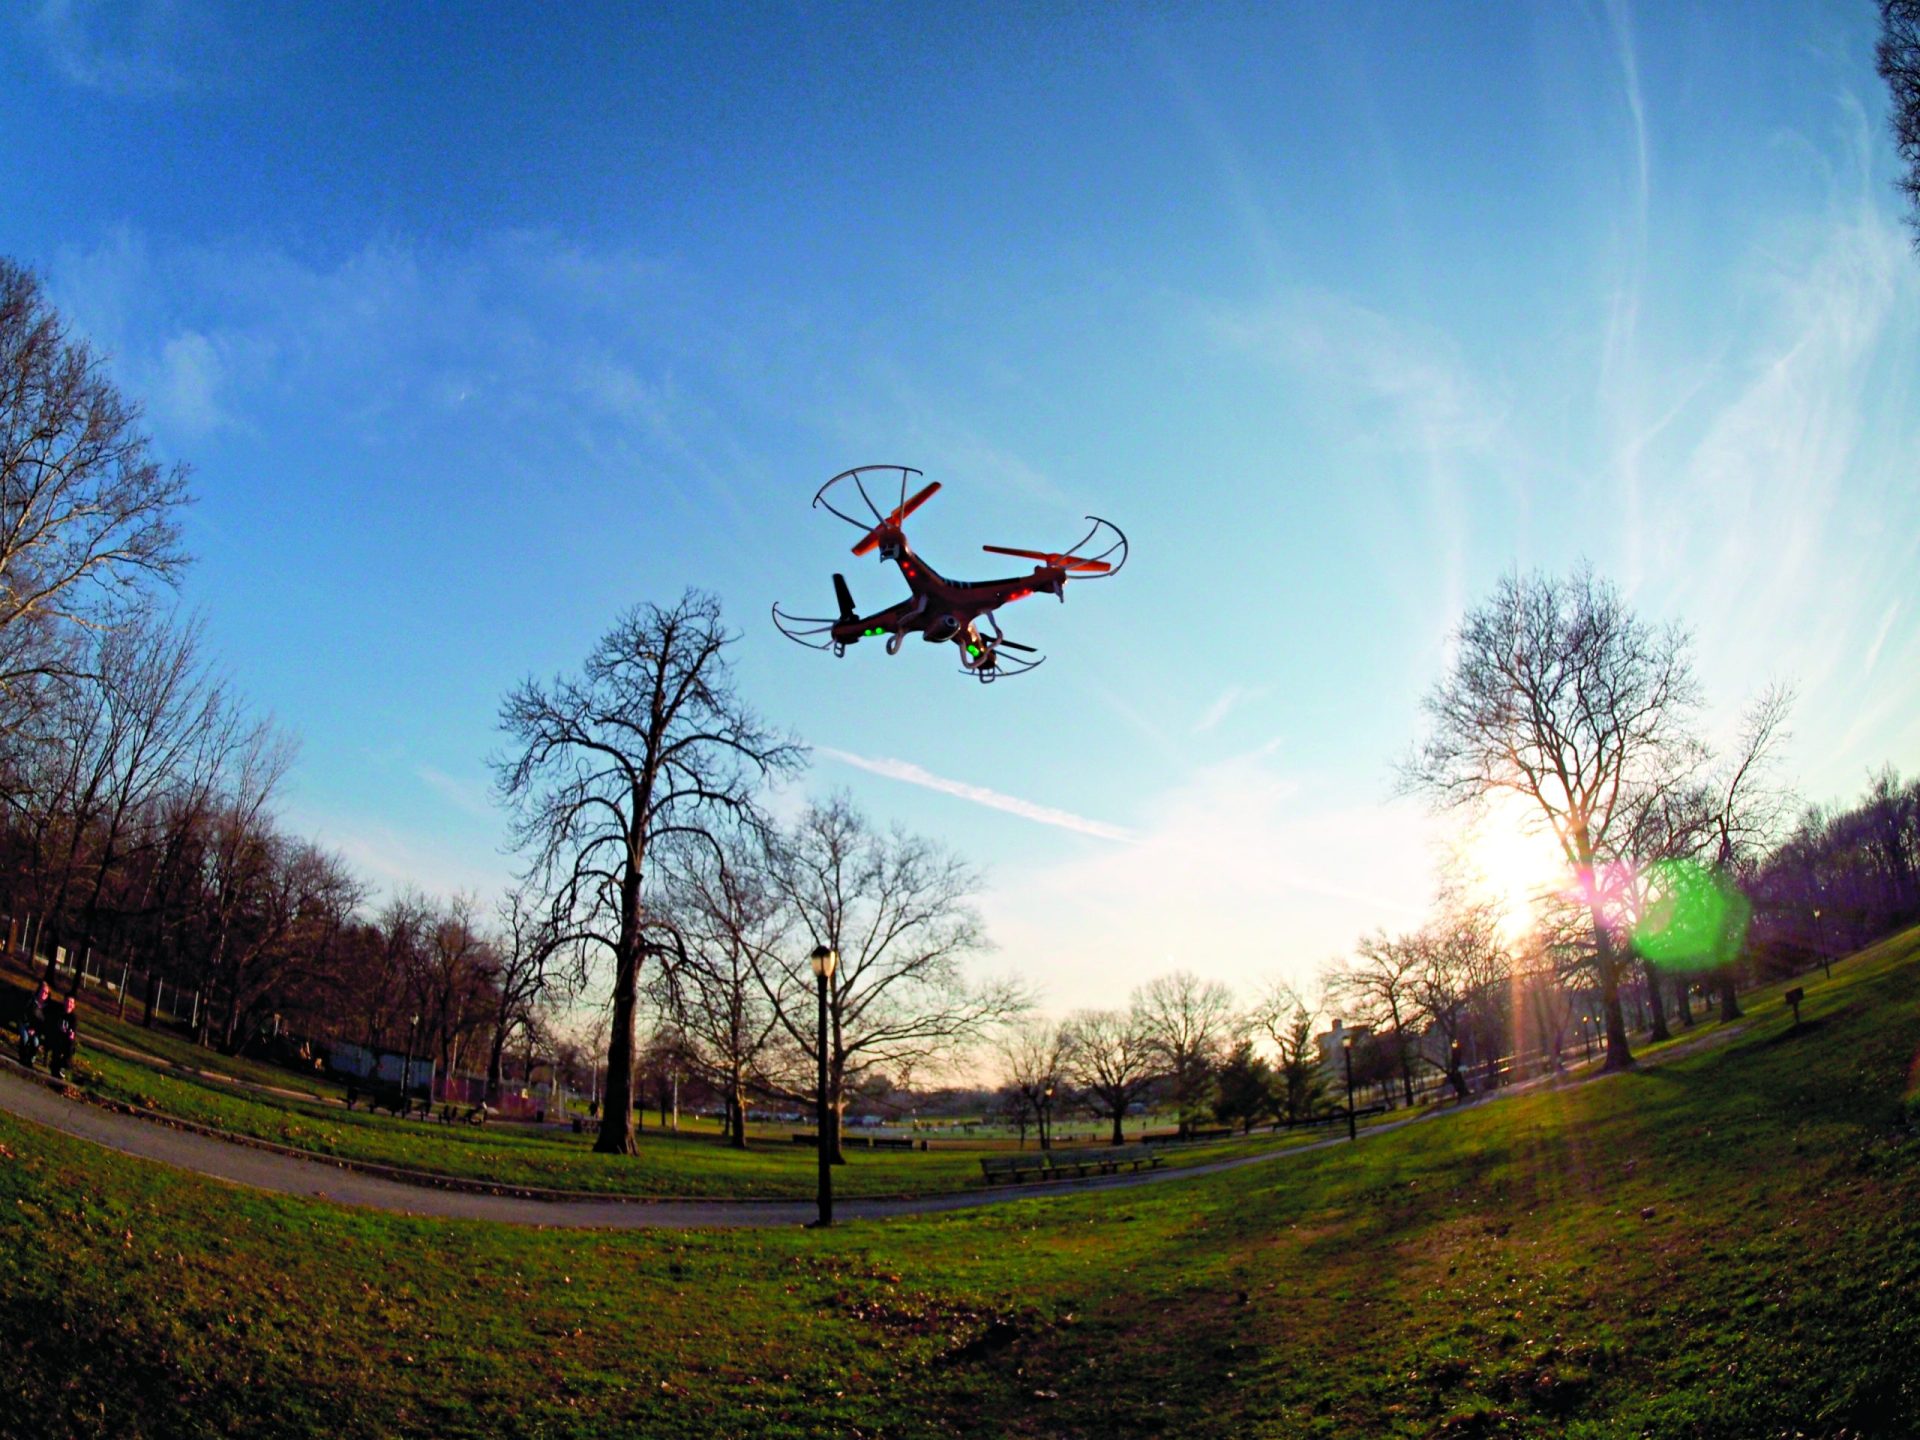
[[978, 1153, 1049, 1184], [438, 1102, 488, 1126], [1044, 1145, 1165, 1178]]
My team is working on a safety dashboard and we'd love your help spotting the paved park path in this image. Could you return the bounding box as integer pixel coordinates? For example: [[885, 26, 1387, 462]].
[[0, 1024, 1746, 1231]]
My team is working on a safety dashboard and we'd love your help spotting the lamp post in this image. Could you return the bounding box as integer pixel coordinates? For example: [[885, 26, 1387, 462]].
[[1581, 1014, 1593, 1063], [1342, 1033, 1356, 1142], [809, 944, 838, 1227], [1812, 906, 1830, 979], [1042, 1083, 1055, 1151], [403, 1012, 421, 1117]]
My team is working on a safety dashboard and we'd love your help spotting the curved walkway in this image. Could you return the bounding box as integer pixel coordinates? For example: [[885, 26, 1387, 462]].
[[0, 1024, 1746, 1231]]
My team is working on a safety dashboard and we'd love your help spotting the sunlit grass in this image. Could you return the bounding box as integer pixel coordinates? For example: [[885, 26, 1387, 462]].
[[1, 927, 1914, 1437]]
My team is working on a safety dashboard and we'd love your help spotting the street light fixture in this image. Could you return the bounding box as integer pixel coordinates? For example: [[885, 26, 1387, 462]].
[[809, 944, 838, 1227], [403, 1012, 421, 1117], [1342, 1032, 1356, 1142]]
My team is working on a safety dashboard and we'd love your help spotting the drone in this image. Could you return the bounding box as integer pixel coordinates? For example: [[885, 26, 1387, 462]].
[[773, 465, 1127, 682]]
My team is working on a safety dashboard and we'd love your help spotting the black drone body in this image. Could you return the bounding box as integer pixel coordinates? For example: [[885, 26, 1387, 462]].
[[773, 465, 1127, 682]]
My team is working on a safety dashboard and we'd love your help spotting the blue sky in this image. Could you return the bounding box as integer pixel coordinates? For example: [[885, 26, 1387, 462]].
[[3, 1, 1916, 1014]]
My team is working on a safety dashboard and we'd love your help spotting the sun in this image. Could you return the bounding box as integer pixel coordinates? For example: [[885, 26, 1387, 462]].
[[1450, 798, 1569, 941]]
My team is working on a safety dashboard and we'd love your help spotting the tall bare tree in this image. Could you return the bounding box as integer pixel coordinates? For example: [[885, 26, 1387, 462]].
[[1326, 933, 1424, 1106], [480, 887, 556, 1105], [1133, 970, 1238, 1137], [0, 259, 190, 711], [1405, 568, 1700, 1070], [652, 833, 787, 1147], [1411, 903, 1511, 1097], [996, 1018, 1073, 1151], [495, 590, 801, 1155], [1063, 1006, 1158, 1144], [751, 794, 1022, 1163], [1881, 0, 1920, 242]]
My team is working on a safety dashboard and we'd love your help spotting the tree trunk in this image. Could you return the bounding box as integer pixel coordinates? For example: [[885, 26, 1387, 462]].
[[1715, 969, 1742, 1023], [1643, 959, 1671, 1041], [1589, 925, 1635, 1075], [593, 881, 642, 1155], [726, 1085, 747, 1149], [1109, 1109, 1125, 1145], [1673, 973, 1694, 1027]]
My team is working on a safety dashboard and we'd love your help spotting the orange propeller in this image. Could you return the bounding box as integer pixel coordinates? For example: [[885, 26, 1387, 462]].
[[851, 482, 941, 556], [980, 545, 1112, 573]]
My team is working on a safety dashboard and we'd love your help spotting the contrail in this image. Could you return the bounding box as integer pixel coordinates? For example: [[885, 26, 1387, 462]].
[[818, 747, 1137, 843]]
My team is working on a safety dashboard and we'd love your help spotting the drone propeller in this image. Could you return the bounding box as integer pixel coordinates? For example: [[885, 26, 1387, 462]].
[[980, 544, 1112, 573], [851, 482, 941, 557]]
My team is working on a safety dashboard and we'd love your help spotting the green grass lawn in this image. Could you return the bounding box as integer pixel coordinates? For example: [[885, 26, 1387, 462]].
[[64, 1044, 1364, 1199], [1, 928, 1916, 1438]]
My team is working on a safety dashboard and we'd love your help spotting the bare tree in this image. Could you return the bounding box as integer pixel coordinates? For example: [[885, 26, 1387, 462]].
[[1249, 982, 1327, 1122], [996, 1018, 1073, 1151], [1326, 933, 1425, 1106], [416, 893, 493, 1081], [751, 794, 1023, 1163], [0, 259, 190, 709], [194, 723, 298, 1048], [496, 590, 802, 1155], [1410, 903, 1511, 1097], [1695, 686, 1795, 1021], [652, 834, 787, 1148], [1063, 1007, 1158, 1144], [1133, 970, 1237, 1137], [480, 887, 556, 1105], [1881, 0, 1920, 242], [1405, 568, 1700, 1070]]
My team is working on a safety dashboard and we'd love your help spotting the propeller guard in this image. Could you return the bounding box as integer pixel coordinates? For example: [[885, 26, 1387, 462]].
[[982, 515, 1129, 579], [960, 643, 1045, 682], [771, 602, 843, 652]]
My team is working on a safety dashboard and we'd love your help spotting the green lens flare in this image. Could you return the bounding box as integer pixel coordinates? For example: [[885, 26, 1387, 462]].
[[1632, 858, 1752, 971]]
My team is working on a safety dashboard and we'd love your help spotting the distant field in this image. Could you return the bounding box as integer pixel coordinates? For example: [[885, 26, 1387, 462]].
[[3, 967, 1380, 1198], [1, 929, 1915, 1438], [64, 1044, 1362, 1198]]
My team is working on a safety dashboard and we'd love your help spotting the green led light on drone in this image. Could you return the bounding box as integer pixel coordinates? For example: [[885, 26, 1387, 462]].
[[967, 644, 980, 656]]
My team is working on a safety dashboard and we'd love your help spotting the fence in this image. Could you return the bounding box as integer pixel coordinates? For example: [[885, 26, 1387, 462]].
[[3, 911, 200, 1028]]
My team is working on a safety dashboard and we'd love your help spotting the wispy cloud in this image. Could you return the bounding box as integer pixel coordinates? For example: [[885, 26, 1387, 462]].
[[980, 750, 1436, 1009], [1192, 683, 1268, 734], [28, 0, 229, 96], [818, 746, 1136, 843], [416, 766, 499, 823]]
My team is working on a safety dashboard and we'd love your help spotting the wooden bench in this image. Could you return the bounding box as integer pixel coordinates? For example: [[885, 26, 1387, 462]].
[[438, 1102, 488, 1126], [978, 1153, 1049, 1184], [1044, 1145, 1166, 1179]]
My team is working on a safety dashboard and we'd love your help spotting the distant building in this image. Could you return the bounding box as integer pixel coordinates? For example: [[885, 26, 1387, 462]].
[[1313, 1018, 1372, 1082]]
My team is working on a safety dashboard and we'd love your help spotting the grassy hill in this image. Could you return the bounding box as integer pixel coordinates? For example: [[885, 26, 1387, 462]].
[[1, 928, 1916, 1438]]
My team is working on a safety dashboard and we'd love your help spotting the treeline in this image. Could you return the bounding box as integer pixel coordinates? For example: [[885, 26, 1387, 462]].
[[0, 258, 567, 1089], [1749, 769, 1920, 969]]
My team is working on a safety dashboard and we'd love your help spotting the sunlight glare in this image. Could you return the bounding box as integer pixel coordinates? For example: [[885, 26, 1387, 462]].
[[1450, 799, 1569, 942]]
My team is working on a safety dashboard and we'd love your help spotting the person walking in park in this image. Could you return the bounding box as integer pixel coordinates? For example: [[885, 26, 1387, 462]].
[[47, 996, 78, 1079]]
